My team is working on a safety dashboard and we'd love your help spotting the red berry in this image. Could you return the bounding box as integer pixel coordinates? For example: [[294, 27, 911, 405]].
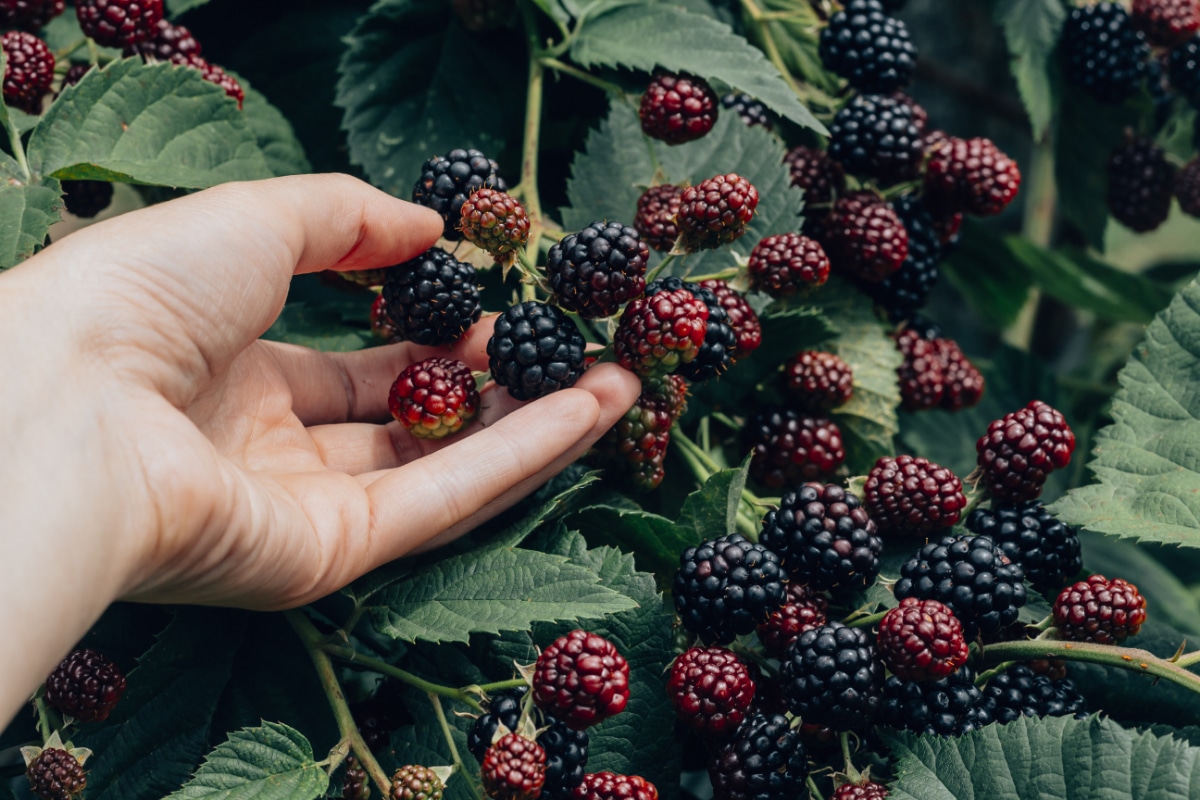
[[2, 30, 53, 114], [391, 764, 445, 800], [863, 455, 966, 536], [613, 286, 708, 377], [26, 749, 86, 800], [756, 583, 829, 659], [634, 184, 683, 252], [124, 18, 201, 60], [744, 407, 845, 489], [171, 54, 244, 108], [371, 294, 402, 342], [592, 374, 688, 491], [676, 173, 759, 252], [894, 328, 944, 411], [572, 773, 658, 800], [1054, 574, 1147, 645], [823, 192, 908, 283], [877, 597, 970, 682], [698, 279, 761, 359], [667, 647, 756, 739], [934, 338, 985, 410], [461, 188, 531, 265], [639, 71, 718, 145], [1132, 0, 1200, 47], [0, 0, 64, 30], [930, 209, 963, 245], [747, 233, 831, 296], [44, 648, 127, 723], [343, 757, 370, 800], [533, 630, 630, 730], [783, 145, 846, 206], [388, 358, 480, 440], [783, 350, 854, 412], [924, 136, 1021, 218], [831, 782, 889, 800], [482, 734, 546, 800], [976, 400, 1075, 504], [75, 0, 163, 48]]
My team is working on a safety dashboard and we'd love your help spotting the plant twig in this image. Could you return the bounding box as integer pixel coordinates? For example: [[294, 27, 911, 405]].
[[540, 57, 623, 94], [844, 611, 886, 629], [516, 0, 547, 301], [429, 692, 484, 800], [980, 638, 1200, 697], [321, 643, 484, 713]]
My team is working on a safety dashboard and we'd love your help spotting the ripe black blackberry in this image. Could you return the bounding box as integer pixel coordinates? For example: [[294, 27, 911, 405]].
[[827, 94, 922, 184], [412, 148, 507, 240], [965, 501, 1082, 592], [1169, 35, 1200, 107], [75, 0, 163, 48], [760, 482, 882, 592], [547, 221, 648, 318], [1059, 3, 1150, 105], [819, 0, 917, 94], [0, 0, 63, 29], [863, 455, 965, 536], [124, 18, 201, 60], [381, 247, 481, 345], [61, 180, 114, 219], [743, 407, 845, 489], [646, 277, 735, 382], [2, 30, 53, 114], [1108, 136, 1175, 233], [673, 533, 788, 645], [1178, 158, 1200, 217], [894, 533, 1028, 638], [780, 623, 884, 731], [721, 92, 772, 129], [783, 145, 845, 206], [980, 664, 1088, 724], [633, 184, 683, 251], [708, 713, 807, 800], [639, 71, 718, 145], [863, 195, 940, 318], [879, 666, 990, 736], [488, 301, 587, 401]]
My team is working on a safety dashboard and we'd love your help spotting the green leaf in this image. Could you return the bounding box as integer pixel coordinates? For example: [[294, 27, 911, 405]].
[[237, 77, 311, 177], [261, 302, 373, 352], [884, 715, 1200, 799], [993, 0, 1065, 137], [676, 455, 753, 541], [1080, 532, 1200, 638], [745, 0, 841, 96], [336, 0, 524, 197], [572, 505, 693, 578], [0, 177, 62, 269], [167, 0, 212, 16], [368, 546, 638, 643], [570, 3, 824, 133], [940, 219, 1032, 330], [28, 60, 273, 188], [163, 722, 327, 800], [1050, 277, 1200, 548]]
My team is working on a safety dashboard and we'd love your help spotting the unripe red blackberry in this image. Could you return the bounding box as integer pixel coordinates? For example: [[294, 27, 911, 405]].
[[673, 534, 788, 645], [382, 247, 481, 346], [44, 648, 127, 722], [25, 748, 86, 800], [823, 192, 908, 283], [124, 18, 201, 60], [639, 71, 718, 145], [894, 327, 944, 411], [1177, 157, 1200, 217], [783, 145, 845, 206], [633, 184, 683, 251], [708, 713, 808, 800], [747, 233, 831, 296], [819, 0, 918, 94], [613, 286, 708, 377], [0, 0, 63, 30], [783, 350, 853, 412], [934, 337, 985, 410], [388, 357, 479, 440], [75, 0, 163, 48], [59, 62, 91, 89], [460, 188, 530, 265], [676, 173, 759, 252], [698, 279, 761, 359], [488, 301, 587, 401], [863, 455, 965, 536], [533, 630, 630, 731], [828, 94, 922, 184], [1108, 136, 1175, 233], [864, 195, 942, 319], [743, 407, 845, 489], [756, 582, 829, 659], [976, 400, 1075, 504], [924, 137, 1021, 218], [572, 773, 657, 800], [547, 220, 648, 318], [482, 734, 546, 800], [391, 765, 445, 800], [1132, 0, 1200, 46], [413, 148, 507, 240], [344, 757, 370, 800], [170, 54, 243, 108], [647, 277, 735, 382], [1060, 3, 1150, 104], [371, 294, 401, 342], [1054, 574, 1147, 645], [877, 597, 969, 682], [592, 374, 687, 491], [667, 647, 756, 739], [832, 783, 889, 800], [2, 30, 53, 114]]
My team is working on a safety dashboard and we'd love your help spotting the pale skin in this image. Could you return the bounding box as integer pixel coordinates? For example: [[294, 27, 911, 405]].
[[0, 174, 641, 729]]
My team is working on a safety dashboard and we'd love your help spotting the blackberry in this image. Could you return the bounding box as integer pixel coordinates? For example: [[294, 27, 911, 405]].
[[976, 400, 1076, 504], [25, 748, 86, 800], [0, 0, 63, 29], [923, 136, 1022, 218], [481, 734, 546, 800], [1178, 157, 1200, 217], [613, 285, 708, 377], [760, 482, 882, 592], [877, 597, 969, 681], [935, 337, 985, 410], [673, 533, 788, 645], [388, 357, 479, 440], [547, 221, 648, 318], [573, 774, 657, 800], [819, 0, 917, 94], [667, 646, 756, 739], [633, 184, 683, 252], [747, 233, 831, 296], [2, 30, 53, 114], [862, 455, 965, 536], [965, 502, 1082, 592], [75, 0, 163, 48], [823, 192, 909, 283], [743, 407, 845, 489], [372, 294, 402, 342], [381, 247, 481, 346], [592, 374, 687, 491], [894, 327, 944, 411], [1060, 3, 1150, 104], [344, 757, 369, 800], [699, 279, 761, 359], [783, 350, 854, 412], [44, 648, 127, 722], [639, 71, 718, 145], [1169, 35, 1200, 106], [780, 623, 884, 730], [124, 18, 201, 60], [783, 145, 845, 206], [981, 664, 1088, 723], [1054, 574, 1147, 644], [351, 685, 412, 753], [61, 180, 114, 219], [708, 713, 807, 800], [59, 62, 91, 89], [676, 173, 759, 251], [1108, 136, 1175, 233], [863, 195, 940, 318], [488, 301, 587, 401], [412, 148, 507, 240], [468, 689, 526, 760], [171, 54, 243, 108], [756, 582, 829, 659], [879, 666, 989, 736], [469, 689, 588, 800], [831, 784, 889, 800], [646, 277, 735, 381], [720, 92, 772, 129], [1132, 0, 1200, 48], [894, 533, 1028, 638], [460, 188, 530, 266], [533, 630, 630, 731], [827, 94, 922, 184], [891, 90, 927, 132], [391, 765, 445, 800]]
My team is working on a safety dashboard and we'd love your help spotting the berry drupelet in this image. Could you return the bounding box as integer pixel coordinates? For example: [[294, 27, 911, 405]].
[[460, 188, 531, 265], [1054, 574, 1147, 644], [412, 148, 507, 240], [667, 646, 756, 740], [876, 597, 969, 681], [819, 0, 917, 94], [1107, 136, 1175, 233], [613, 285, 708, 378], [783, 145, 845, 206], [747, 233, 831, 296], [965, 501, 1082, 592], [381, 247, 481, 346], [488, 301, 587, 401], [862, 455, 966, 536], [743, 407, 845, 489], [44, 649, 127, 723], [676, 173, 759, 251], [827, 94, 922, 184], [976, 400, 1075, 504], [673, 534, 788, 645], [547, 220, 648, 318], [1059, 3, 1150, 104], [639, 71, 718, 145], [780, 623, 885, 731], [783, 350, 854, 413], [533, 630, 630, 731], [572, 773, 657, 800], [633, 184, 683, 252], [708, 713, 807, 800], [645, 277, 736, 382]]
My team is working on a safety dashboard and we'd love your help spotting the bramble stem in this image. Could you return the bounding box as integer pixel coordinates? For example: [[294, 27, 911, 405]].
[[33, 696, 53, 743], [475, 677, 528, 695], [321, 643, 483, 713], [839, 731, 854, 774], [286, 611, 391, 796], [1175, 651, 1200, 669], [980, 638, 1200, 696], [806, 776, 826, 800], [540, 57, 623, 94], [429, 692, 484, 800], [974, 661, 1016, 686], [517, 0, 546, 293], [86, 38, 100, 67], [54, 37, 87, 62]]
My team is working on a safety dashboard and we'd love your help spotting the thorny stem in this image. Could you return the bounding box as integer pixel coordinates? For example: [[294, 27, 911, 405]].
[[286, 611, 391, 796], [341, 603, 368, 639], [540, 57, 623, 95], [321, 643, 484, 713], [475, 677, 528, 695], [974, 661, 1016, 686], [980, 638, 1200, 697], [1175, 651, 1200, 670], [430, 693, 484, 800]]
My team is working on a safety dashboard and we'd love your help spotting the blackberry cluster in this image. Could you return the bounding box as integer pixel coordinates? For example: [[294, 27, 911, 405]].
[[783, 145, 845, 206], [75, 0, 163, 48], [981, 664, 1088, 723], [894, 533, 1028, 638], [633, 184, 683, 251], [721, 92, 772, 129], [747, 233, 831, 296], [699, 279, 761, 359], [823, 192, 909, 283], [759, 482, 882, 592], [412, 148, 507, 240], [639, 71, 718, 145], [862, 455, 966, 536], [673, 534, 788, 645], [819, 0, 917, 94], [783, 350, 854, 412], [879, 666, 989, 736], [381, 247, 481, 345], [646, 277, 735, 381], [61, 180, 114, 219], [488, 301, 587, 401], [547, 220, 648, 318], [1108, 136, 1175, 233], [743, 407, 845, 489], [1060, 3, 1150, 104], [965, 501, 1082, 592], [827, 94, 922, 184], [708, 713, 808, 800], [863, 195, 941, 318], [780, 623, 884, 730]]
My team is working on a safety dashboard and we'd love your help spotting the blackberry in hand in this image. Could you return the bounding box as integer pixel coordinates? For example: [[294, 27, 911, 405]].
[[488, 301, 587, 401], [862, 454, 965, 536], [780, 623, 884, 730], [613, 285, 708, 378], [721, 92, 772, 129], [75, 0, 163, 48], [639, 71, 718, 145], [381, 247, 481, 345], [783, 145, 845, 206], [44, 648, 127, 722], [976, 400, 1075, 503], [708, 713, 807, 800], [819, 0, 917, 94], [388, 357, 479, 440], [412, 148, 507, 240], [1060, 3, 1150, 104], [646, 277, 735, 382], [980, 663, 1088, 723], [673, 534, 788, 645], [743, 407, 845, 489], [547, 220, 648, 318], [827, 94, 922, 184], [965, 501, 1082, 592], [1108, 136, 1175, 233], [460, 188, 530, 265], [879, 666, 989, 736]]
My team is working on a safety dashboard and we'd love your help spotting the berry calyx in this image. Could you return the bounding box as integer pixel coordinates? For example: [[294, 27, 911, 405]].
[[613, 286, 708, 378], [747, 233, 831, 296], [667, 646, 756, 739], [675, 173, 759, 252], [391, 765, 446, 800], [639, 71, 718, 145], [482, 734, 547, 800], [381, 247, 482, 346], [44, 648, 127, 723], [976, 400, 1075, 504], [1053, 574, 1147, 645], [547, 221, 648, 318], [2, 30, 53, 114], [388, 358, 479, 440], [572, 773, 657, 800], [75, 0, 163, 48], [823, 192, 909, 283], [743, 408, 846, 489], [923, 137, 1021, 218], [783, 350, 854, 412], [633, 185, 683, 252], [533, 630, 630, 730], [460, 188, 531, 266], [488, 301, 588, 401], [877, 597, 969, 681], [673, 534, 788, 645], [412, 148, 507, 240], [862, 455, 966, 536]]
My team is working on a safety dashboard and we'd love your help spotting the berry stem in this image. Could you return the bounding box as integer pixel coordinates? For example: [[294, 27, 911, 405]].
[[844, 611, 887, 630], [1176, 651, 1200, 670], [806, 776, 827, 800], [473, 677, 528, 695], [428, 692, 484, 800], [1005, 135, 1055, 352], [320, 642, 485, 713], [86, 37, 100, 68], [539, 57, 624, 95], [979, 638, 1200, 697], [516, 0, 547, 285], [285, 611, 391, 796], [33, 695, 55, 744], [973, 661, 1016, 687]]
